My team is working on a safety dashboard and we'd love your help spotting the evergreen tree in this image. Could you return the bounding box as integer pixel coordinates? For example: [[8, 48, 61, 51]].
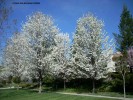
[[114, 5, 133, 73]]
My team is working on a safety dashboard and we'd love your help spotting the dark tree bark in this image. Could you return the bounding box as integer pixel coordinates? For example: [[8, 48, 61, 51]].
[[92, 78, 95, 93]]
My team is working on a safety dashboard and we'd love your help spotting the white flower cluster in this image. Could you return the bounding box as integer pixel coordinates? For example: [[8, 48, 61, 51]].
[[0, 12, 114, 91]]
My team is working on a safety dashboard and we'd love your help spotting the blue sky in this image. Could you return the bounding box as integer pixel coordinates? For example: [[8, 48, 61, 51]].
[[6, 0, 133, 41], [0, 0, 133, 64], [1, 0, 133, 48]]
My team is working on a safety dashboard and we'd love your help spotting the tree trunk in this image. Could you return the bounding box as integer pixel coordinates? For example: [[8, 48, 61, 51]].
[[123, 75, 126, 99], [10, 83, 12, 88], [39, 80, 42, 93], [38, 68, 42, 93], [92, 78, 95, 93], [17, 84, 19, 90], [11, 79, 13, 88], [56, 84, 58, 90], [130, 66, 132, 73], [64, 79, 66, 90]]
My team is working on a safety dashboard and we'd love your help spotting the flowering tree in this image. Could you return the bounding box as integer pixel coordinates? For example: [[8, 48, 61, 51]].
[[0, 67, 12, 83], [3, 33, 28, 89], [127, 47, 133, 73], [71, 14, 114, 93], [22, 12, 59, 93], [51, 33, 73, 89]]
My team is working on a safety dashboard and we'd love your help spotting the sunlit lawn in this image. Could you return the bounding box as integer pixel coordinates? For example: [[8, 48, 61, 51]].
[[0, 89, 119, 100], [57, 88, 133, 98]]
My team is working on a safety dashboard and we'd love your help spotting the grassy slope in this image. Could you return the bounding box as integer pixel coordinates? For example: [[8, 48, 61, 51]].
[[0, 89, 119, 100]]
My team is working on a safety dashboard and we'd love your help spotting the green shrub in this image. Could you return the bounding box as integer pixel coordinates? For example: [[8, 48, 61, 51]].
[[0, 83, 4, 87], [19, 83, 32, 88], [13, 76, 21, 84]]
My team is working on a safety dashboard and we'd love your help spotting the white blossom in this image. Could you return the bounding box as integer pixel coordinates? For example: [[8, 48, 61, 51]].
[[71, 13, 114, 92], [21, 12, 59, 93]]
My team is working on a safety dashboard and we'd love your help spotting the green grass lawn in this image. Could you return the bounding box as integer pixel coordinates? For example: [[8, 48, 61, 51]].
[[57, 88, 133, 98], [0, 89, 119, 100]]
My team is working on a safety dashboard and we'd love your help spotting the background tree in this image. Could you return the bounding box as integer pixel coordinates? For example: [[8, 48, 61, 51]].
[[0, 0, 12, 66], [0, 1, 19, 75], [113, 54, 129, 99], [22, 12, 59, 93], [71, 14, 113, 93], [51, 33, 73, 90], [0, 66, 12, 85], [113, 5, 133, 98], [3, 33, 28, 90], [127, 47, 133, 72], [113, 5, 133, 73], [0, 0, 12, 34]]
